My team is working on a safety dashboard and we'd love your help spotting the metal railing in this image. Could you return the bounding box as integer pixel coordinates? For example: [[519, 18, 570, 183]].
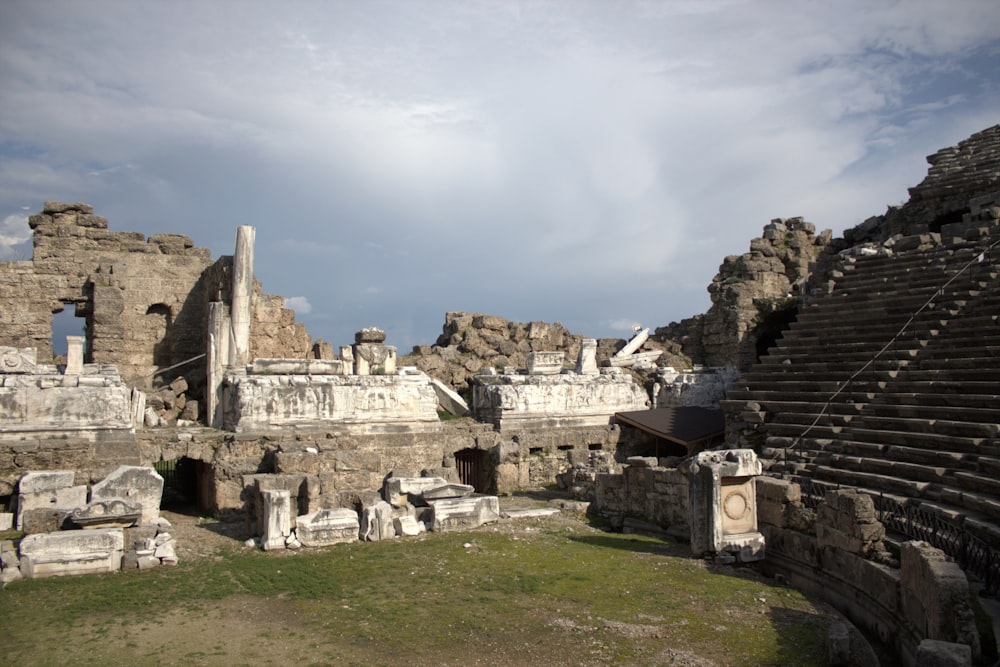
[[797, 480, 1000, 595]]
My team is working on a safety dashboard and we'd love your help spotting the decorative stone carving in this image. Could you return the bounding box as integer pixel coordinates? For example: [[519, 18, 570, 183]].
[[90, 465, 164, 525], [0, 347, 37, 374], [526, 351, 564, 375], [18, 527, 125, 578], [70, 498, 142, 529], [295, 508, 360, 547], [361, 500, 395, 541], [383, 476, 449, 507], [471, 372, 648, 429], [682, 449, 764, 562]]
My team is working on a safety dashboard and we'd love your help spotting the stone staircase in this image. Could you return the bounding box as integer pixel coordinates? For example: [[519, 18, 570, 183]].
[[724, 221, 1000, 546]]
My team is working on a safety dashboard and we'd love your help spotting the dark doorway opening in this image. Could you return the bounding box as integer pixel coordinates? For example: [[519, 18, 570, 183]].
[[754, 302, 799, 363], [454, 448, 490, 493], [154, 457, 213, 513]]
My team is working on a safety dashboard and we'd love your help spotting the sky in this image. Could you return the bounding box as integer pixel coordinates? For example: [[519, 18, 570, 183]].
[[1, 1, 999, 352]]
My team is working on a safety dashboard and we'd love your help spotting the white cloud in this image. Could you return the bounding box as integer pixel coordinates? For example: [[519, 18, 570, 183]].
[[284, 296, 312, 315], [0, 214, 31, 260], [1, 0, 998, 348]]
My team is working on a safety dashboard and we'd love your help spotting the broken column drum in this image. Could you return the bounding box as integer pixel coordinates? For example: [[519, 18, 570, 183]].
[[683, 449, 765, 562]]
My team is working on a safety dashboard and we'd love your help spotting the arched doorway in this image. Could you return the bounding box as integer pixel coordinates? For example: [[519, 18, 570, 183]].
[[454, 448, 490, 493]]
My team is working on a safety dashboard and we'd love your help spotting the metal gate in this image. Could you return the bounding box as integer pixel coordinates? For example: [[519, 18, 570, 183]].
[[454, 448, 490, 493]]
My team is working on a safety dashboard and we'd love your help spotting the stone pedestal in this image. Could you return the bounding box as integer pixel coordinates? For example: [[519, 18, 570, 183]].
[[575, 338, 599, 375], [261, 489, 292, 550], [65, 336, 85, 375], [683, 449, 765, 562]]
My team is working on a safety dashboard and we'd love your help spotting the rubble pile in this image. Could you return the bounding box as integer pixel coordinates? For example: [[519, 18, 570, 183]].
[[247, 469, 501, 551]]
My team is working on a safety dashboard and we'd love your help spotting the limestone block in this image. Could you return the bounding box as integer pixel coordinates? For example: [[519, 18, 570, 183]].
[[429, 376, 470, 416], [575, 338, 599, 375], [0, 347, 37, 374], [19, 528, 124, 578], [261, 489, 292, 551], [18, 470, 74, 493], [0, 513, 12, 531], [360, 500, 395, 541], [383, 476, 449, 507], [526, 351, 564, 375], [422, 483, 474, 501], [90, 465, 164, 524], [429, 496, 500, 532], [394, 515, 424, 537], [295, 508, 360, 547], [16, 484, 87, 531], [20, 509, 72, 534]]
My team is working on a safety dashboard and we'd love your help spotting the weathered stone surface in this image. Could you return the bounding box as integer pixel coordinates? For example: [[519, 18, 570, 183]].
[[429, 496, 500, 532], [224, 373, 440, 433], [683, 449, 764, 562], [526, 351, 565, 375], [295, 508, 360, 547], [70, 498, 142, 529], [90, 465, 164, 524], [429, 376, 470, 416], [422, 483, 474, 501], [19, 527, 124, 578], [0, 347, 37, 374], [261, 489, 292, 551], [914, 639, 972, 667], [393, 514, 424, 536], [472, 372, 647, 429], [16, 484, 87, 531], [360, 500, 394, 541], [574, 338, 599, 375], [384, 476, 449, 507], [18, 470, 74, 493]]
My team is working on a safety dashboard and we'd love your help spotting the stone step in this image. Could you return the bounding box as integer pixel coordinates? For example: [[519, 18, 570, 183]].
[[728, 388, 875, 405], [913, 355, 1000, 371], [809, 464, 934, 499], [815, 452, 947, 485], [915, 333, 1000, 351], [763, 422, 843, 439], [871, 391, 1000, 410], [769, 411, 854, 428], [936, 485, 1000, 523], [743, 368, 902, 385], [836, 427, 991, 455], [896, 367, 1000, 383], [723, 399, 864, 416], [881, 380, 999, 397], [866, 402, 1000, 424], [850, 415, 1000, 439], [758, 354, 915, 370]]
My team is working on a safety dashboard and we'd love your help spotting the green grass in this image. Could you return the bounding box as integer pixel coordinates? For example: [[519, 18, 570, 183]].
[[0, 522, 828, 666]]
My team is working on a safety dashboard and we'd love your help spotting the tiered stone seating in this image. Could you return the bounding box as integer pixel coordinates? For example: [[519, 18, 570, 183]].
[[725, 222, 1000, 545]]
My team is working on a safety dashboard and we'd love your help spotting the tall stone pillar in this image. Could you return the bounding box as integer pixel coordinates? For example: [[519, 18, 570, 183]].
[[206, 302, 231, 429], [65, 336, 85, 375], [229, 225, 255, 369]]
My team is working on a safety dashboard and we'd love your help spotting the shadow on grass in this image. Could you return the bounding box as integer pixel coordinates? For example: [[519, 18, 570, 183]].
[[566, 532, 685, 556]]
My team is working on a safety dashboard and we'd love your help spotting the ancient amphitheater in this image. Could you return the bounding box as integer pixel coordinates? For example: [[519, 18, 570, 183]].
[[1, 124, 998, 666]]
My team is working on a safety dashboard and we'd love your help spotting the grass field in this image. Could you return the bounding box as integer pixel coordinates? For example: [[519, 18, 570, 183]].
[[0, 515, 831, 666]]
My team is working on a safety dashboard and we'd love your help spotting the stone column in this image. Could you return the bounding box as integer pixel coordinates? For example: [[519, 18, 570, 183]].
[[65, 336, 85, 375], [229, 225, 255, 368], [206, 302, 230, 429]]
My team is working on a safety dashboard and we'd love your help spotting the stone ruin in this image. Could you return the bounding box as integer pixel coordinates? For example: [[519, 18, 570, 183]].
[[243, 469, 499, 552], [1, 465, 174, 582], [2, 125, 999, 665]]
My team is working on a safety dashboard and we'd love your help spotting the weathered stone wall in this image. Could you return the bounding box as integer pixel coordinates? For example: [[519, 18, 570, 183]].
[[756, 477, 981, 665], [655, 217, 833, 370], [471, 370, 649, 429], [0, 202, 214, 389], [403, 311, 689, 396], [848, 124, 1000, 243], [593, 457, 690, 539], [222, 372, 442, 433], [130, 421, 622, 514], [0, 203, 314, 402]]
